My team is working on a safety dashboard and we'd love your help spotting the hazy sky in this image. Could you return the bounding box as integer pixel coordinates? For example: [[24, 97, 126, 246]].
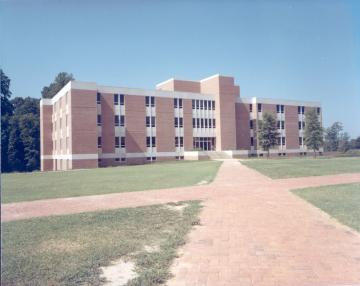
[[1, 0, 359, 137]]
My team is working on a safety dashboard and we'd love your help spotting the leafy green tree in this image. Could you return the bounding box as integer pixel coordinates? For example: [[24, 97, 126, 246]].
[[324, 122, 343, 151], [41, 72, 74, 99], [304, 108, 324, 158], [338, 132, 351, 153], [7, 117, 25, 171], [1, 69, 13, 116], [257, 112, 280, 158]]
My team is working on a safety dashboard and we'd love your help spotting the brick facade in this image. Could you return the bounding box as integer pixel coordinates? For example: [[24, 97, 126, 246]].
[[40, 75, 322, 171]]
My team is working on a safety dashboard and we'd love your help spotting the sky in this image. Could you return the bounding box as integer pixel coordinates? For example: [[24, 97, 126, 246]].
[[1, 0, 359, 137]]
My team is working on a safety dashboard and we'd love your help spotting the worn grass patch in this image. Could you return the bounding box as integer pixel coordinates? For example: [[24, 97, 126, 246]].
[[2, 160, 221, 203], [1, 201, 202, 286], [292, 183, 360, 231], [241, 157, 360, 179]]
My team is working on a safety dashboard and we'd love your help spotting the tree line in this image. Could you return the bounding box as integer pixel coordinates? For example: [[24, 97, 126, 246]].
[[1, 70, 73, 172], [1, 69, 359, 172]]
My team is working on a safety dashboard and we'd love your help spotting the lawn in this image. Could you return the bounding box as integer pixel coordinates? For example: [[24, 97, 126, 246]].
[[241, 157, 360, 179], [292, 183, 360, 231], [1, 201, 201, 286], [2, 161, 221, 203]]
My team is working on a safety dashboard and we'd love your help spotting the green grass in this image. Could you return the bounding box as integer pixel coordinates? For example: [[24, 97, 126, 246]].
[[1, 201, 202, 286], [2, 161, 221, 203], [292, 183, 360, 231], [241, 157, 360, 179]]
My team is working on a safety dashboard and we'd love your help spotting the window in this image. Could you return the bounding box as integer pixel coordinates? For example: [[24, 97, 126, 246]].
[[209, 118, 212, 128], [115, 158, 120, 162], [98, 137, 102, 148], [192, 118, 196, 128], [200, 100, 204, 110], [204, 100, 207, 110], [204, 118, 208, 128], [115, 115, 119, 126], [114, 94, 119, 105], [146, 116, 155, 127], [146, 137, 156, 147], [121, 157, 126, 162], [192, 100, 195, 109], [212, 101, 215, 110], [302, 121, 305, 129], [249, 104, 253, 112], [197, 118, 200, 128], [278, 120, 285, 129], [317, 107, 321, 115], [174, 118, 178, 127], [115, 136, 120, 148], [250, 137, 254, 146], [97, 115, 102, 126], [277, 105, 284, 113], [145, 96, 155, 107], [175, 137, 184, 147], [97, 92, 101, 104], [201, 119, 204, 128], [147, 157, 156, 161], [180, 117, 183, 127], [213, 119, 216, 128], [258, 103, 262, 112], [277, 121, 281, 129], [298, 121, 302, 129], [282, 137, 286, 145], [174, 98, 178, 108], [298, 106, 305, 114], [121, 137, 125, 148], [120, 115, 125, 126], [120, 94, 124, 105], [299, 137, 303, 145], [250, 120, 253, 129], [196, 100, 200, 110]]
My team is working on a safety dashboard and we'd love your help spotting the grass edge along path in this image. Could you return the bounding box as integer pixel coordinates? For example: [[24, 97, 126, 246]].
[[241, 157, 360, 179], [1, 201, 202, 286], [2, 160, 221, 203], [291, 183, 360, 231]]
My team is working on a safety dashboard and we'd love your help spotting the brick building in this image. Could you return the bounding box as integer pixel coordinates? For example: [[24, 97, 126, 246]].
[[40, 74, 322, 171]]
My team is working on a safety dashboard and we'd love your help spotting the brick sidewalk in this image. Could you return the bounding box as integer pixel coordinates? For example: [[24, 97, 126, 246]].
[[2, 160, 360, 285], [168, 160, 360, 285]]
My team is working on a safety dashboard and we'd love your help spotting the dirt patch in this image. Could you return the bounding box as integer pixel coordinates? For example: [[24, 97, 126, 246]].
[[100, 259, 137, 286], [144, 244, 160, 253], [39, 239, 82, 254], [166, 203, 188, 212], [196, 180, 208, 185]]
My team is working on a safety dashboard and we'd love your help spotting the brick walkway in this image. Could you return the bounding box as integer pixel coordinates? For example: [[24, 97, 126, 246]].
[[2, 160, 360, 285]]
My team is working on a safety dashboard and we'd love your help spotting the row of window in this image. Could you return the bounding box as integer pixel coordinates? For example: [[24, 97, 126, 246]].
[[192, 118, 216, 128], [98, 156, 185, 163], [174, 98, 183, 108], [192, 100, 216, 110], [193, 137, 216, 151], [98, 136, 126, 148], [174, 117, 183, 128], [276, 105, 285, 113], [145, 96, 155, 107], [250, 137, 286, 146], [277, 120, 285, 130], [249, 104, 321, 116]]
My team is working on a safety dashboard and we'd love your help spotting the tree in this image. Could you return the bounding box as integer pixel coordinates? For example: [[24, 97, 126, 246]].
[[1, 69, 13, 116], [304, 108, 324, 157], [257, 112, 280, 158], [338, 132, 351, 153], [41, 72, 74, 99], [350, 136, 360, 149], [324, 122, 343, 151]]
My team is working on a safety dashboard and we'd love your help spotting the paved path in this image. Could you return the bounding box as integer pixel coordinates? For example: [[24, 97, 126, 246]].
[[2, 160, 360, 285], [168, 160, 360, 286]]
